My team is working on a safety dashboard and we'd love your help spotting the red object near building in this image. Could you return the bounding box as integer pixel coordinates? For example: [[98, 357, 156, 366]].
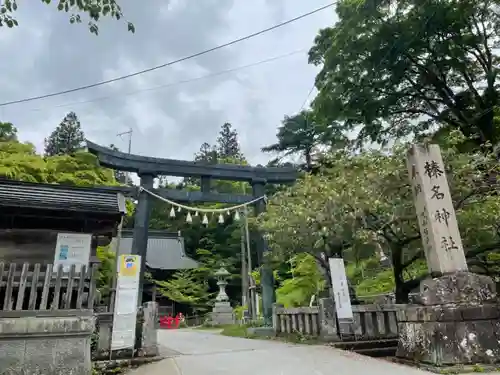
[[159, 315, 169, 328], [160, 314, 181, 329]]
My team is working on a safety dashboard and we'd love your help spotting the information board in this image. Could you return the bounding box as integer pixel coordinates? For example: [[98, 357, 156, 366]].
[[53, 232, 92, 273], [328, 258, 353, 320], [111, 254, 141, 351]]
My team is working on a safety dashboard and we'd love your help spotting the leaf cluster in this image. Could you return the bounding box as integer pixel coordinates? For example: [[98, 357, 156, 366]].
[[0, 0, 134, 34], [310, 0, 500, 148]]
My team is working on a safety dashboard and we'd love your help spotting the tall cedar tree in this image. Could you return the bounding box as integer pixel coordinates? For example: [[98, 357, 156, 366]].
[[217, 123, 243, 160], [44, 112, 85, 156], [194, 142, 218, 163], [186, 123, 244, 186]]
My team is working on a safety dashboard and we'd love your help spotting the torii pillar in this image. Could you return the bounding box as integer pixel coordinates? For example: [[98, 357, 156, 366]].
[[131, 172, 155, 305], [252, 177, 275, 326]]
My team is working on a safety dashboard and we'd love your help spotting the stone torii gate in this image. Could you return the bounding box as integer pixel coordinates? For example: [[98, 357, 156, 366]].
[[86, 140, 298, 325]]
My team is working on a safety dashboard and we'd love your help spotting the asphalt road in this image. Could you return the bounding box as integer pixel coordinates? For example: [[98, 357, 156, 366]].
[[127, 329, 436, 375]]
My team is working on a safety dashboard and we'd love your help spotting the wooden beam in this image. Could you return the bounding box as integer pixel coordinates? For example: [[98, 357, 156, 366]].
[[155, 189, 254, 204], [91, 185, 254, 204], [86, 140, 298, 183]]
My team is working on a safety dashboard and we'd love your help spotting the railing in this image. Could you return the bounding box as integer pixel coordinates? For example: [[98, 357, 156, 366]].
[[274, 302, 402, 340], [0, 262, 98, 311], [274, 306, 320, 336], [337, 304, 400, 339]]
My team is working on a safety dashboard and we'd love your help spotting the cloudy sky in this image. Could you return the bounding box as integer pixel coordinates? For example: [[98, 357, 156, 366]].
[[0, 0, 335, 167]]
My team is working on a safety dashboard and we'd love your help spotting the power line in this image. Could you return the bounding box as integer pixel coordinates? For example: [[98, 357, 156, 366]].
[[0, 2, 336, 108], [27, 49, 307, 112]]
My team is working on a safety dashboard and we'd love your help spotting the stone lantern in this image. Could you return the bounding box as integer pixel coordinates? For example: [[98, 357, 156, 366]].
[[215, 267, 230, 302], [210, 267, 235, 325]]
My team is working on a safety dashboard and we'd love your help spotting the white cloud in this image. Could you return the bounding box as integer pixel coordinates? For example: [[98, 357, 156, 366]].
[[0, 0, 336, 167]]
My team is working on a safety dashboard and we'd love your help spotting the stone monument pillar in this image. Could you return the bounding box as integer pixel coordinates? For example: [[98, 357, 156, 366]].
[[210, 267, 235, 325], [397, 144, 499, 367]]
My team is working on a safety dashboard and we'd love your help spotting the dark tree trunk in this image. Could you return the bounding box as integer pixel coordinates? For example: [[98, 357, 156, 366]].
[[304, 148, 313, 172]]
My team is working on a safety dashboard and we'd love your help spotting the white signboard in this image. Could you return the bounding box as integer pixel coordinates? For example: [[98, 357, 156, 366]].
[[111, 254, 141, 351], [328, 258, 353, 320], [53, 233, 92, 273]]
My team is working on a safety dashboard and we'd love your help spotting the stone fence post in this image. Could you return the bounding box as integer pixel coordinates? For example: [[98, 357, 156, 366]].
[[140, 301, 159, 357], [318, 298, 340, 341], [272, 303, 283, 334]]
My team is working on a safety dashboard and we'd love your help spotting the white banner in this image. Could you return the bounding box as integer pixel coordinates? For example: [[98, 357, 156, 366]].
[[53, 233, 92, 273], [328, 258, 353, 320], [111, 254, 141, 351]]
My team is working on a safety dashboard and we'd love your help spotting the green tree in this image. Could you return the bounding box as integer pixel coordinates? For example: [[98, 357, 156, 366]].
[[262, 110, 343, 171], [0, 140, 47, 182], [0, 136, 117, 186], [217, 122, 243, 160], [194, 142, 218, 163], [0, 0, 134, 35], [96, 245, 116, 300], [0, 122, 17, 141], [188, 124, 247, 190], [45, 150, 117, 186], [151, 246, 243, 313], [309, 0, 500, 148], [258, 135, 500, 302], [275, 253, 326, 308], [152, 269, 213, 312], [44, 112, 85, 156]]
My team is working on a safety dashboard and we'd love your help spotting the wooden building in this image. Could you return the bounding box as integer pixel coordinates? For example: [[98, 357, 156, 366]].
[[0, 179, 126, 266]]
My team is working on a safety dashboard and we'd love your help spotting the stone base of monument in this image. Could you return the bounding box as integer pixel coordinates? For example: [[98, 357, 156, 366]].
[[247, 326, 275, 337], [396, 272, 500, 367], [210, 301, 235, 326]]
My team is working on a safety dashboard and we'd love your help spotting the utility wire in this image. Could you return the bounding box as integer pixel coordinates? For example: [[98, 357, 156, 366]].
[[0, 2, 336, 108], [28, 49, 307, 112]]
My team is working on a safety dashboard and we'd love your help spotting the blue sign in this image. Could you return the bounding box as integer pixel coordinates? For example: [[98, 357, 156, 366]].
[[58, 245, 69, 260]]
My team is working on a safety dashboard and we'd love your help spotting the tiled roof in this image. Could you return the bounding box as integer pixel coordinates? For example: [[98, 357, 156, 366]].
[[118, 231, 199, 270], [0, 179, 127, 215]]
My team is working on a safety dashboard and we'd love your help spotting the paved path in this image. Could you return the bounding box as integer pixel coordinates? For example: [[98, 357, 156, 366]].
[[127, 329, 436, 375]]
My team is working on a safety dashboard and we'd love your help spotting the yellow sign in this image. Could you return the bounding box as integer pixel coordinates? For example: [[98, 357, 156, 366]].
[[119, 255, 139, 277]]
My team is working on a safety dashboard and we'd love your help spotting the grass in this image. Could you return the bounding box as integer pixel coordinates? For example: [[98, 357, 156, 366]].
[[193, 325, 224, 331], [220, 324, 256, 338]]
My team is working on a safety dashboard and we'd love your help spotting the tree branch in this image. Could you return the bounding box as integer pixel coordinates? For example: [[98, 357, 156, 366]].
[[465, 241, 500, 259], [402, 250, 424, 269]]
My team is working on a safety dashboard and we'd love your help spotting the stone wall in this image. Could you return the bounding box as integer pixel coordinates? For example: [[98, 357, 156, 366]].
[[0, 309, 94, 375], [396, 272, 500, 366]]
